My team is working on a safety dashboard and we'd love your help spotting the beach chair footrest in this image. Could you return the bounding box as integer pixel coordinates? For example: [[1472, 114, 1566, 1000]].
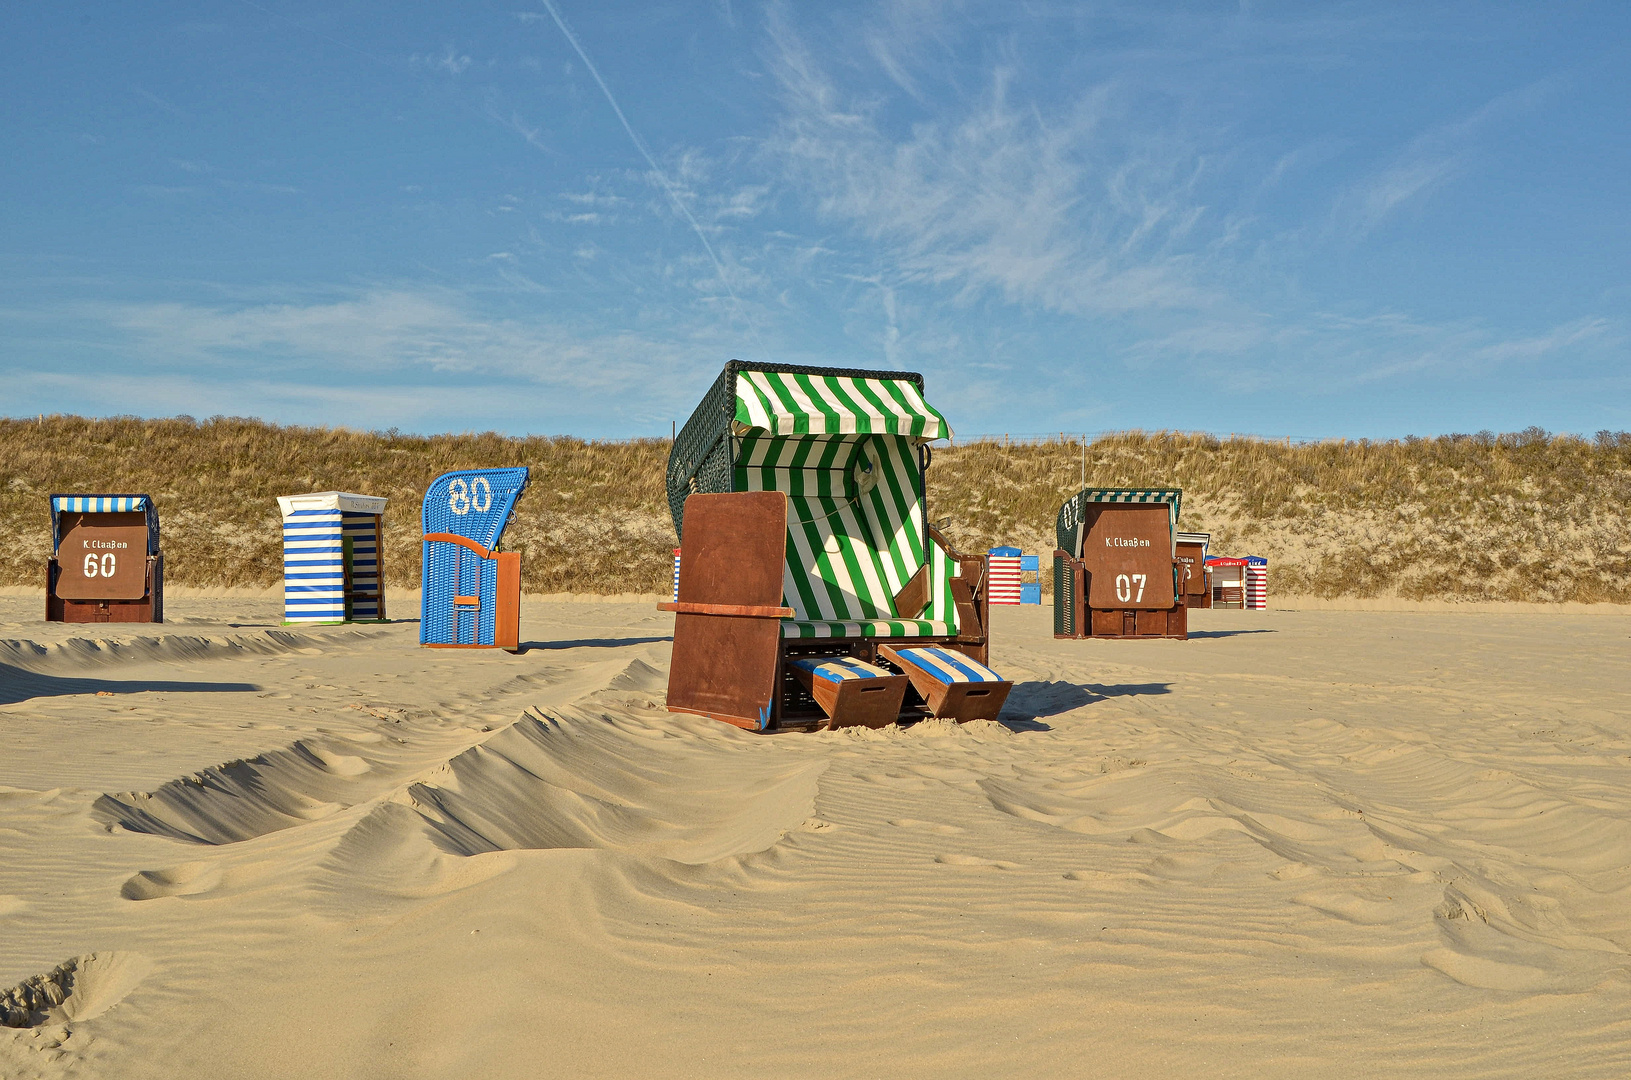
[[789, 656, 909, 729], [877, 645, 1012, 723]]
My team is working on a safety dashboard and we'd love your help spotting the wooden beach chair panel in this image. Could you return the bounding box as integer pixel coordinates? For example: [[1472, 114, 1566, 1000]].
[[789, 656, 909, 729], [1175, 532, 1210, 606], [663, 492, 792, 729]]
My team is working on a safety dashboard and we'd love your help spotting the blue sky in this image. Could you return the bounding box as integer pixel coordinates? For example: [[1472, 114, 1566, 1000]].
[[2, 1, 1627, 439]]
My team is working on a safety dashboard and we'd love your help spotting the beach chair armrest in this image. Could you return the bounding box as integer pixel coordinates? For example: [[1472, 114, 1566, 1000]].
[[892, 564, 931, 619], [658, 601, 795, 618]]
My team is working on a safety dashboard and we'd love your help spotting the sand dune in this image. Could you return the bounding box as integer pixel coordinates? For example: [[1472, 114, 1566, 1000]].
[[2, 595, 1629, 1078]]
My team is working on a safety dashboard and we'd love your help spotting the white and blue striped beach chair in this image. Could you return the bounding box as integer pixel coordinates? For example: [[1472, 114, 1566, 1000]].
[[277, 492, 389, 624]]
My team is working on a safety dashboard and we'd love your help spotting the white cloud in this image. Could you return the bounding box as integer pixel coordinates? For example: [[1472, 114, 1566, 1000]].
[[414, 46, 472, 76], [1330, 79, 1559, 239], [760, 6, 1215, 317], [0, 288, 750, 432]]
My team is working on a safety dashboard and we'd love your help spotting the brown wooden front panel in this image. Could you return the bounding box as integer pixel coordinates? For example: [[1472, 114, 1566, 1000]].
[[668, 612, 782, 728], [668, 491, 789, 728], [1078, 505, 1175, 610], [1175, 542, 1207, 597], [54, 513, 151, 600], [1168, 604, 1188, 637], [494, 552, 521, 651], [1090, 609, 1122, 637], [1191, 570, 1212, 608], [678, 492, 787, 608], [49, 556, 163, 623]]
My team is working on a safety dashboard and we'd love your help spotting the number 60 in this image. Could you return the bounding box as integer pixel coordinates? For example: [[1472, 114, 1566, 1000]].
[[83, 553, 116, 578]]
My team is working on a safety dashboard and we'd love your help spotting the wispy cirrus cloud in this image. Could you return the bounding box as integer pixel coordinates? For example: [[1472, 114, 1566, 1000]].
[[760, 5, 1216, 317], [1330, 78, 1560, 239], [412, 45, 472, 76], [0, 287, 743, 432]]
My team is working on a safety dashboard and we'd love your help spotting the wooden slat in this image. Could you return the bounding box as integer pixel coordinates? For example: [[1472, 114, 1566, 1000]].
[[658, 601, 794, 618]]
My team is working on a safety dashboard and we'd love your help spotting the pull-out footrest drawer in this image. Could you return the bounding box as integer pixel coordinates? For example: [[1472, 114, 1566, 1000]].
[[878, 646, 1012, 723], [789, 656, 909, 729]]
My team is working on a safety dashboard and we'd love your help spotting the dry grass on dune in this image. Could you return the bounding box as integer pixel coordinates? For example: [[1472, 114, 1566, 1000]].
[[2, 416, 1630, 602], [930, 429, 1631, 603], [0, 416, 672, 594]]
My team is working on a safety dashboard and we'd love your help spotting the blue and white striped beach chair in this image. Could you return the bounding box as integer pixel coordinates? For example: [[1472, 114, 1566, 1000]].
[[277, 492, 389, 624]]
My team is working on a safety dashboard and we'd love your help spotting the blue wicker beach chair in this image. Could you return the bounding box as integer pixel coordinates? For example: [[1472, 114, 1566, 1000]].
[[661, 362, 1011, 730], [420, 467, 529, 651]]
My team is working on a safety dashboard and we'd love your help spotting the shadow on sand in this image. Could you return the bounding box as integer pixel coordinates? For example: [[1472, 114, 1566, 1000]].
[[0, 666, 259, 706], [1186, 629, 1277, 639], [518, 635, 672, 652], [1000, 679, 1173, 730]]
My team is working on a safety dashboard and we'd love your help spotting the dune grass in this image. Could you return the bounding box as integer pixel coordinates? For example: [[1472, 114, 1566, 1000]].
[[3, 417, 1628, 602]]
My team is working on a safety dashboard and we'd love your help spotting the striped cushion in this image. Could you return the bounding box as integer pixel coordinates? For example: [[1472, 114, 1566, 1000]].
[[790, 656, 894, 683], [893, 647, 1004, 683], [782, 619, 952, 639]]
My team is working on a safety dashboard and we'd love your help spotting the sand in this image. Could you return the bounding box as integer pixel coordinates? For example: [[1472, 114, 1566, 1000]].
[[2, 595, 1629, 1078]]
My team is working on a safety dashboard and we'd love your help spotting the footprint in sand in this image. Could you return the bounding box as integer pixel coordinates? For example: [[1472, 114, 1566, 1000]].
[[1, 952, 152, 1027], [935, 853, 1021, 870], [889, 818, 964, 835]]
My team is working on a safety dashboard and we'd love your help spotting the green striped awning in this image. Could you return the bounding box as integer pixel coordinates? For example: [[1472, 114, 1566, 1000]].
[[1056, 488, 1182, 556], [733, 370, 951, 441]]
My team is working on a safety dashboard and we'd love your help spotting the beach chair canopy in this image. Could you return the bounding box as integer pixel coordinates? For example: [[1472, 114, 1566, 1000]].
[[668, 361, 960, 640], [1055, 488, 1182, 559], [49, 494, 159, 555]]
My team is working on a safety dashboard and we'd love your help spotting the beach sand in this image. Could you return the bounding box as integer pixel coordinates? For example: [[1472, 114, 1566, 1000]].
[[2, 595, 1628, 1078]]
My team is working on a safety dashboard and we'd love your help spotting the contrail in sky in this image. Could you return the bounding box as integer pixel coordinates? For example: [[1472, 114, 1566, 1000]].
[[539, 0, 757, 341]]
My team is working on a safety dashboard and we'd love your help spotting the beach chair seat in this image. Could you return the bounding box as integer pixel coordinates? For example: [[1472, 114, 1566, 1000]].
[[781, 619, 954, 639], [878, 645, 1012, 723], [788, 656, 909, 729]]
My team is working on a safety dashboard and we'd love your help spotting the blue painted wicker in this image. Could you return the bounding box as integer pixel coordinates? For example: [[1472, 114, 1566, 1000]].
[[420, 468, 529, 645]]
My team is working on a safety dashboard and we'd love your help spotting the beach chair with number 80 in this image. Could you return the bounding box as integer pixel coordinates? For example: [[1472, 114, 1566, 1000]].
[[420, 467, 529, 652]]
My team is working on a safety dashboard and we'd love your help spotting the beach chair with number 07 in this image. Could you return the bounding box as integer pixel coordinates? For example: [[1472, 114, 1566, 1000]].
[[420, 467, 529, 652]]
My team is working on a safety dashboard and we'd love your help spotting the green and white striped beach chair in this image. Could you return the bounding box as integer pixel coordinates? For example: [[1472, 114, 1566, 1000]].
[[662, 362, 1010, 730]]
